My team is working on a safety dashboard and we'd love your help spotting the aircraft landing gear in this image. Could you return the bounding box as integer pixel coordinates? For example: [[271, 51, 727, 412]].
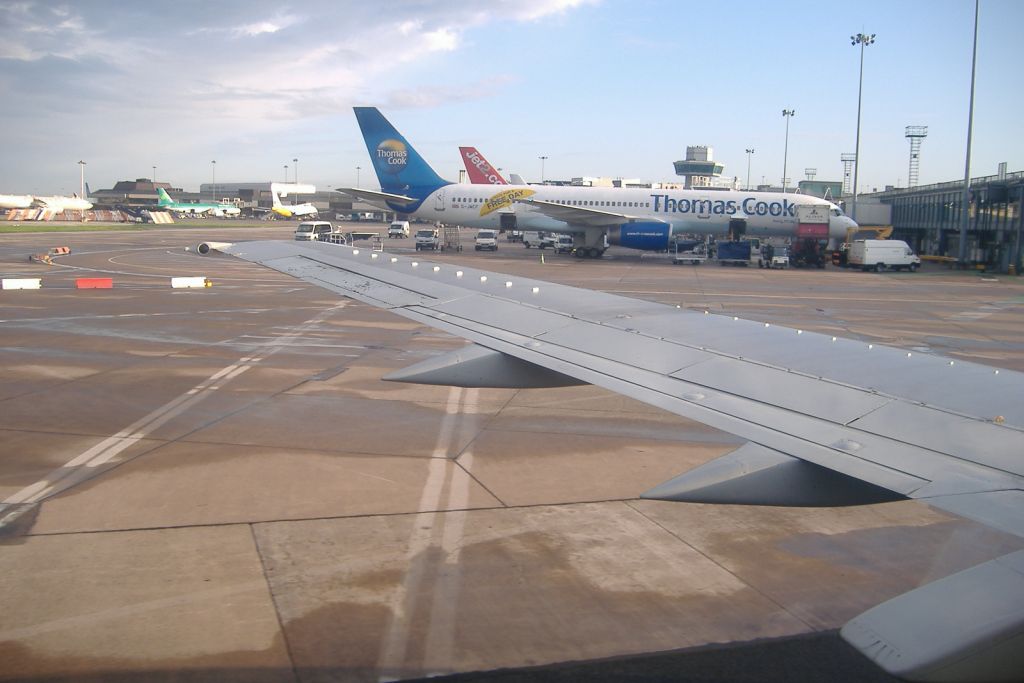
[[573, 247, 606, 259]]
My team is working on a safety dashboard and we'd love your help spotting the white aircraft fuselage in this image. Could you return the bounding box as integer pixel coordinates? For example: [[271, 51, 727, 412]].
[[33, 195, 93, 211], [0, 194, 34, 209], [405, 183, 855, 243]]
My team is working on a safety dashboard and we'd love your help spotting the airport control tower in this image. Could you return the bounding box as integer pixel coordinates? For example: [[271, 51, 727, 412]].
[[673, 146, 725, 188]]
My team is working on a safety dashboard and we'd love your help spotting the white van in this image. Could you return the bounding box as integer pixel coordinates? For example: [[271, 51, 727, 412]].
[[388, 221, 410, 238], [522, 231, 554, 249], [294, 221, 334, 241], [415, 228, 439, 251], [475, 229, 498, 251], [553, 234, 574, 254], [849, 239, 921, 272]]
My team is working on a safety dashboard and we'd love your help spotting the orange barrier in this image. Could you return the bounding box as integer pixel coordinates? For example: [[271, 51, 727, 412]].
[[49, 246, 71, 255], [75, 277, 113, 289]]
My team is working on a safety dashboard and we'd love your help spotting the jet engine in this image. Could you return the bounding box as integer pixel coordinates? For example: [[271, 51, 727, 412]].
[[608, 222, 671, 251]]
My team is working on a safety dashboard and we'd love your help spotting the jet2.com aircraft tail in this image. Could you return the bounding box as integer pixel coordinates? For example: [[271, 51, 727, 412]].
[[353, 107, 451, 210]]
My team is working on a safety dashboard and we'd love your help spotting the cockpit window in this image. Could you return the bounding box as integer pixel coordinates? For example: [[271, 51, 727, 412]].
[[831, 208, 844, 217]]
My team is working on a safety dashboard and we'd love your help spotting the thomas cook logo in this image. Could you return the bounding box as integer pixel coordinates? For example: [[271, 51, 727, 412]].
[[481, 188, 536, 216], [375, 139, 408, 175]]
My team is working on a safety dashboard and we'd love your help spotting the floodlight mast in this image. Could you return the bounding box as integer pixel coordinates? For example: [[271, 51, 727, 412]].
[[850, 32, 875, 222], [781, 110, 795, 193]]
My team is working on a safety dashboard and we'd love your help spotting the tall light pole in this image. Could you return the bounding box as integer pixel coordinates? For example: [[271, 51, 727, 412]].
[[745, 148, 755, 190], [152, 165, 156, 183], [781, 110, 795, 193], [356, 165, 361, 187], [293, 157, 298, 184], [77, 160, 86, 198], [850, 31, 876, 222], [958, 2, 979, 265], [284, 165, 289, 183], [211, 160, 216, 202], [538, 155, 548, 184]]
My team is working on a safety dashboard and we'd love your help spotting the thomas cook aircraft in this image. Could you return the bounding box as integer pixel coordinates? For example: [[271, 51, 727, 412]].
[[338, 108, 858, 258]]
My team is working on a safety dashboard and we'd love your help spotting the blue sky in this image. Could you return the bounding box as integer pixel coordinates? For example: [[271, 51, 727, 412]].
[[1, 0, 1021, 195]]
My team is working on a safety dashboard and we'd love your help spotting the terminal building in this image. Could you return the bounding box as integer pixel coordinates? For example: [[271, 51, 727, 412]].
[[856, 169, 1023, 273]]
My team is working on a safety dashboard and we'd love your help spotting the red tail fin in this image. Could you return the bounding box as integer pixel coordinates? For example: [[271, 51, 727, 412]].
[[460, 147, 508, 185]]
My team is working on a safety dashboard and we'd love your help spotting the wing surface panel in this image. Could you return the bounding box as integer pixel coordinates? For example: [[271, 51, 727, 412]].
[[604, 308, 1024, 428]]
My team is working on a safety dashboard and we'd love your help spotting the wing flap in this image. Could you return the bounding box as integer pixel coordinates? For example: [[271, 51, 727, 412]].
[[924, 490, 1024, 539]]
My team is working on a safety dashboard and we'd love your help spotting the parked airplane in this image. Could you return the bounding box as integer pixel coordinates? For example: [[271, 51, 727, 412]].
[[155, 187, 240, 217], [338, 108, 858, 258], [460, 147, 508, 185], [269, 182, 318, 218], [198, 234, 1022, 683], [32, 193, 93, 211], [0, 194, 34, 209]]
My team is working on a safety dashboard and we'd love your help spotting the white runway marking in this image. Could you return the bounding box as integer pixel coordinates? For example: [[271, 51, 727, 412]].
[[376, 388, 482, 682], [0, 302, 349, 530]]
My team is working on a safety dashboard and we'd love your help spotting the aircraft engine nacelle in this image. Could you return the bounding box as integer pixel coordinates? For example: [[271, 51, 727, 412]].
[[610, 222, 671, 251], [195, 241, 232, 255]]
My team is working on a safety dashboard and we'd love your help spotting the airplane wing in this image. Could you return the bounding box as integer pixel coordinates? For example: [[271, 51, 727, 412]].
[[202, 239, 1024, 682], [335, 186, 419, 209], [516, 197, 668, 228]]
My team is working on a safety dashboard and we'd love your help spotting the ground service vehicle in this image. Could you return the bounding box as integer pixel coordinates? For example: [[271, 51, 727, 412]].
[[833, 227, 894, 267], [760, 244, 789, 269], [293, 221, 335, 241], [849, 239, 921, 272], [790, 238, 827, 268], [388, 221, 410, 238], [553, 234, 574, 254], [475, 229, 498, 251], [522, 231, 554, 249], [415, 228, 439, 251], [673, 239, 707, 265], [716, 239, 761, 267]]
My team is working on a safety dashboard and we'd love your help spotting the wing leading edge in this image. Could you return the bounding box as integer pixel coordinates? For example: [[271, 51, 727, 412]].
[[207, 239, 1024, 682]]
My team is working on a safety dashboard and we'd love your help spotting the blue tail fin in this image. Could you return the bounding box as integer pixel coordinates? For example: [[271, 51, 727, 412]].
[[353, 107, 450, 200]]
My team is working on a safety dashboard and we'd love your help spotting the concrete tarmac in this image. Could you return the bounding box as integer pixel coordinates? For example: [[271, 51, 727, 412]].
[[1, 222, 1022, 682]]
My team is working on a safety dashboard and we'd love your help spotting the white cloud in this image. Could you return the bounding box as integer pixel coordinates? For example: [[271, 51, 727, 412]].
[[227, 11, 304, 37]]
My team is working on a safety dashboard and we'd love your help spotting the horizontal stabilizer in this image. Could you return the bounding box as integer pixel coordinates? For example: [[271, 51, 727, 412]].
[[641, 442, 905, 506], [383, 343, 586, 389], [841, 549, 1024, 682]]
